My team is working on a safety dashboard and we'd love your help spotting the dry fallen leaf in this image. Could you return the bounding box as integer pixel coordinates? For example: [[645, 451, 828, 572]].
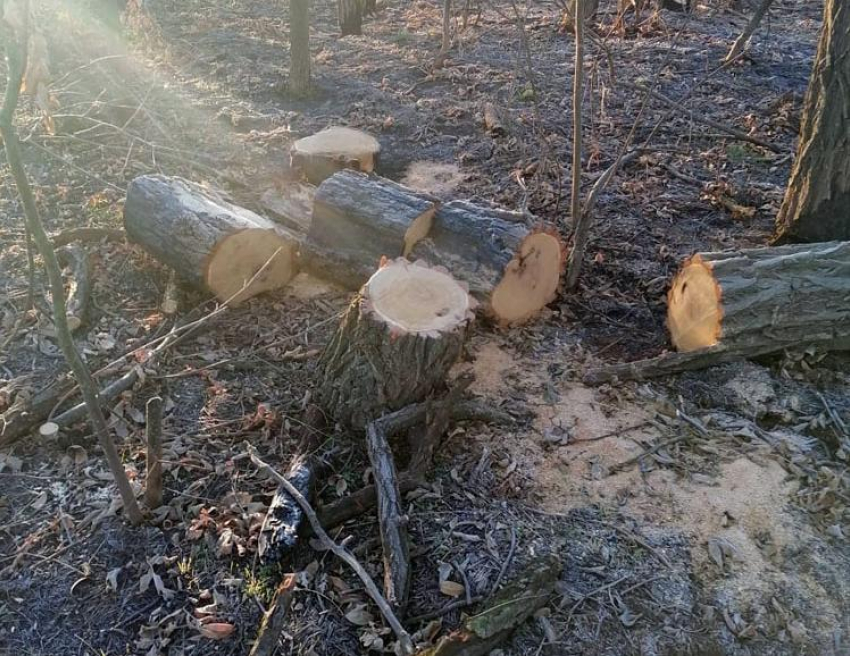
[[198, 622, 236, 640], [439, 580, 466, 598], [344, 604, 374, 626]]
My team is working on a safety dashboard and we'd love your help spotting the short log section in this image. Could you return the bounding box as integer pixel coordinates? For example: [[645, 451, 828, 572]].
[[411, 201, 564, 324], [290, 127, 380, 184], [318, 259, 473, 428], [124, 175, 299, 305], [303, 170, 437, 285], [667, 241, 850, 353]]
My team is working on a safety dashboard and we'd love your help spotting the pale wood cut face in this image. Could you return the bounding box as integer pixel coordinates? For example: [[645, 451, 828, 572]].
[[667, 257, 722, 351], [366, 260, 471, 334], [491, 233, 562, 324], [293, 127, 380, 172], [205, 229, 297, 306]]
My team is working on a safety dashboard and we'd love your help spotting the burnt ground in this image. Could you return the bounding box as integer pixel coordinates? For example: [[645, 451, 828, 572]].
[[0, 0, 848, 655]]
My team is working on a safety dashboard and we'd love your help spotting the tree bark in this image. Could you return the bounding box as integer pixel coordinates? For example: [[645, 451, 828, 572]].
[[289, 0, 311, 96], [338, 0, 363, 36], [775, 0, 850, 243], [666, 241, 850, 353], [124, 175, 299, 305], [724, 0, 776, 63], [317, 259, 472, 428]]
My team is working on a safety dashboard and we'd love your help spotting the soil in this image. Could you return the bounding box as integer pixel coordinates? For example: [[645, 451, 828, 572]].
[[1, 1, 848, 655]]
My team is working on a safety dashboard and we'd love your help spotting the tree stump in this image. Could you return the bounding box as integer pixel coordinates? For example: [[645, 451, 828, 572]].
[[318, 259, 473, 428], [290, 127, 380, 184], [124, 175, 299, 305], [411, 201, 564, 324], [667, 241, 850, 353]]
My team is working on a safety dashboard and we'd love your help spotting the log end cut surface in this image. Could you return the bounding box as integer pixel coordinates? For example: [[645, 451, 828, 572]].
[[206, 229, 297, 305], [365, 259, 472, 334], [291, 127, 380, 182], [490, 231, 563, 324], [667, 255, 722, 352]]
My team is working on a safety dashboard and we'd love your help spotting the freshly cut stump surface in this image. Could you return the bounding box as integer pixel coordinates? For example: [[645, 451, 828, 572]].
[[124, 175, 298, 305], [667, 241, 850, 352], [290, 127, 380, 183], [318, 259, 473, 428]]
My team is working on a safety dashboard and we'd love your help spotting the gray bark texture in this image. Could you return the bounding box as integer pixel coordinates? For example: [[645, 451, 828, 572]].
[[307, 171, 437, 286], [317, 292, 467, 429], [775, 0, 850, 242], [410, 201, 528, 298], [338, 0, 362, 35], [289, 0, 311, 95]]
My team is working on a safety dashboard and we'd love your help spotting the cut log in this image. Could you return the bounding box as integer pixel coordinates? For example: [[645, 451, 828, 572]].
[[290, 127, 380, 184], [124, 175, 299, 306], [259, 182, 316, 234], [144, 396, 164, 510], [411, 201, 564, 324], [304, 170, 437, 285], [318, 259, 473, 428], [420, 555, 562, 656], [667, 241, 850, 353]]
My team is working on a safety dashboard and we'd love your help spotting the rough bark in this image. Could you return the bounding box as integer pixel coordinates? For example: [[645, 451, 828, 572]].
[[420, 555, 562, 656], [410, 201, 563, 324], [289, 0, 311, 96], [775, 0, 850, 243], [259, 182, 315, 234], [306, 170, 437, 285], [667, 241, 850, 353], [0, 376, 75, 446], [338, 0, 363, 35], [290, 127, 381, 184], [366, 417, 410, 614], [124, 175, 299, 305], [317, 260, 472, 428]]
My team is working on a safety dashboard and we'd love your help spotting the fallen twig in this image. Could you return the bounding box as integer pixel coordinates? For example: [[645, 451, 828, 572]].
[[248, 573, 298, 656], [144, 396, 163, 510], [247, 444, 415, 656]]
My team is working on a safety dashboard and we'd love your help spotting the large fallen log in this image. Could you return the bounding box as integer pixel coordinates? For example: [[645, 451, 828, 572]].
[[124, 175, 299, 305], [290, 127, 380, 183], [419, 555, 562, 656], [411, 201, 564, 324], [667, 241, 850, 353], [318, 259, 473, 428], [304, 170, 437, 284]]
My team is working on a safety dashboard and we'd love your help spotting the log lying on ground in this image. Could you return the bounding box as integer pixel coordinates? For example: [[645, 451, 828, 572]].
[[124, 175, 299, 305], [420, 555, 562, 656], [411, 201, 564, 324], [318, 259, 473, 428], [667, 241, 850, 353], [259, 182, 315, 234], [290, 127, 380, 184], [304, 171, 438, 285], [0, 376, 75, 446]]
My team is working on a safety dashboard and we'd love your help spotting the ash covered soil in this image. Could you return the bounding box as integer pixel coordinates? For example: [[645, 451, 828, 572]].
[[0, 0, 848, 655]]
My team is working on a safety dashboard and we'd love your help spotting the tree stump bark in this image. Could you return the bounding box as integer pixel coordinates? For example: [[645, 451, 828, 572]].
[[667, 241, 850, 353], [774, 0, 850, 243], [290, 127, 380, 183], [124, 175, 299, 305], [410, 201, 564, 324], [317, 259, 473, 428]]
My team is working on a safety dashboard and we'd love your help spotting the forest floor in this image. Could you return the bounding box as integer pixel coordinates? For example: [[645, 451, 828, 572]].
[[0, 0, 848, 655]]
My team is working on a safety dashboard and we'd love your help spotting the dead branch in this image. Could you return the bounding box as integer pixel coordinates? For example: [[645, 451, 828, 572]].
[[51, 227, 125, 248], [725, 0, 776, 63], [622, 81, 782, 152], [0, 4, 143, 524], [144, 396, 164, 510], [247, 444, 415, 655], [248, 573, 298, 656]]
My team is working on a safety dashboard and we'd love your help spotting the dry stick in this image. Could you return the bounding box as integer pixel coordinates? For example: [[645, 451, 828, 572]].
[[144, 396, 164, 510], [51, 227, 125, 249], [622, 81, 781, 152], [56, 244, 92, 332], [725, 0, 776, 64], [248, 573, 298, 656], [0, 9, 143, 525], [246, 445, 415, 656], [568, 0, 585, 235], [434, 0, 453, 68], [366, 418, 411, 613]]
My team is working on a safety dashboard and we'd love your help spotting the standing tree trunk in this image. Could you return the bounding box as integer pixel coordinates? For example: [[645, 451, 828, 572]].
[[290, 0, 311, 96], [724, 0, 776, 63], [339, 0, 363, 36], [774, 0, 850, 243]]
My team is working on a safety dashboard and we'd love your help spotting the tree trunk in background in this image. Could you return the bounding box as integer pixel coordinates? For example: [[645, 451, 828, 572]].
[[290, 0, 311, 96], [774, 0, 850, 243], [339, 0, 363, 35], [724, 0, 776, 63]]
